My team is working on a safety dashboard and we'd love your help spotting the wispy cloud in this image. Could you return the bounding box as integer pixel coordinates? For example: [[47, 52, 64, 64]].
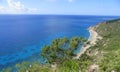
[[0, 6, 5, 12], [68, 0, 73, 2], [0, 0, 39, 14]]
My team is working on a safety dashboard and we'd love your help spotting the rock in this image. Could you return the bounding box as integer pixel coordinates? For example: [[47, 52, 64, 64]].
[[87, 64, 99, 72]]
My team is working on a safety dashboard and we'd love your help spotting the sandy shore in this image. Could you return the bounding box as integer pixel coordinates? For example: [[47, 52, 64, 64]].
[[74, 26, 101, 59]]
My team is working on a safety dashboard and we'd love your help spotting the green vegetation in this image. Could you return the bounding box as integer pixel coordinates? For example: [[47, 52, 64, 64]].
[[1, 19, 120, 72], [94, 19, 120, 72], [41, 37, 86, 64]]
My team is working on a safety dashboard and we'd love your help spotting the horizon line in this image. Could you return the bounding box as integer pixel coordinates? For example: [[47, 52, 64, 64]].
[[0, 14, 120, 17]]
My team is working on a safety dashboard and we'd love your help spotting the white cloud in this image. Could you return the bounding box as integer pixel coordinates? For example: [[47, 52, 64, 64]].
[[7, 0, 25, 11], [0, 0, 39, 14], [0, 6, 5, 11]]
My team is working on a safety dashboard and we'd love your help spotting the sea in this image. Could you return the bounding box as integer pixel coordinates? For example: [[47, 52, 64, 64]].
[[0, 15, 119, 68]]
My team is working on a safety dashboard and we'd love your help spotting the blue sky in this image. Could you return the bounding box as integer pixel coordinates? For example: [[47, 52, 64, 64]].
[[0, 0, 120, 16]]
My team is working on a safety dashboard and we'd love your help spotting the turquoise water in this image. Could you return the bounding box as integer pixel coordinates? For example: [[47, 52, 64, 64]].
[[0, 15, 119, 68]]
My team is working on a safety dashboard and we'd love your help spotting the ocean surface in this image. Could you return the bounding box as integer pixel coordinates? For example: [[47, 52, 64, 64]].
[[0, 15, 119, 68]]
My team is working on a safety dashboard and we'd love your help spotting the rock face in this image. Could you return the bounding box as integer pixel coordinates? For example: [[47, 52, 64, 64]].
[[51, 63, 57, 72], [87, 64, 99, 72]]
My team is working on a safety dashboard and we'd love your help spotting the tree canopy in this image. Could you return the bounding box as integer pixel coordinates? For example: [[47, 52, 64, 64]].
[[41, 37, 86, 64]]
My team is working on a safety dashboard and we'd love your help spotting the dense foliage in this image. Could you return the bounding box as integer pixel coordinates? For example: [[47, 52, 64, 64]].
[[41, 37, 86, 64]]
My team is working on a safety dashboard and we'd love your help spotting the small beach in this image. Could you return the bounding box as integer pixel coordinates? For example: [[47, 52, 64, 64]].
[[75, 26, 101, 59]]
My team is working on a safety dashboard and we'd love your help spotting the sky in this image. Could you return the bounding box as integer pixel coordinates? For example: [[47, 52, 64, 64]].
[[0, 0, 120, 16]]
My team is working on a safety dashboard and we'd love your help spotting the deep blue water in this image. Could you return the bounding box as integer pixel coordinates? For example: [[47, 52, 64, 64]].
[[0, 15, 119, 67]]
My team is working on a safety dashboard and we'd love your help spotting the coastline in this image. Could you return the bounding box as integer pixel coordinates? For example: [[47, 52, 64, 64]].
[[74, 26, 102, 59]]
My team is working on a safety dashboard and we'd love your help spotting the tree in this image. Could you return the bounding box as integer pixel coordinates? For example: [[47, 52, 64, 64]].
[[41, 37, 85, 64]]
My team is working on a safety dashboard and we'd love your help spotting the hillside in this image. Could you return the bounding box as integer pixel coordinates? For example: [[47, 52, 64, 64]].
[[87, 19, 120, 72]]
